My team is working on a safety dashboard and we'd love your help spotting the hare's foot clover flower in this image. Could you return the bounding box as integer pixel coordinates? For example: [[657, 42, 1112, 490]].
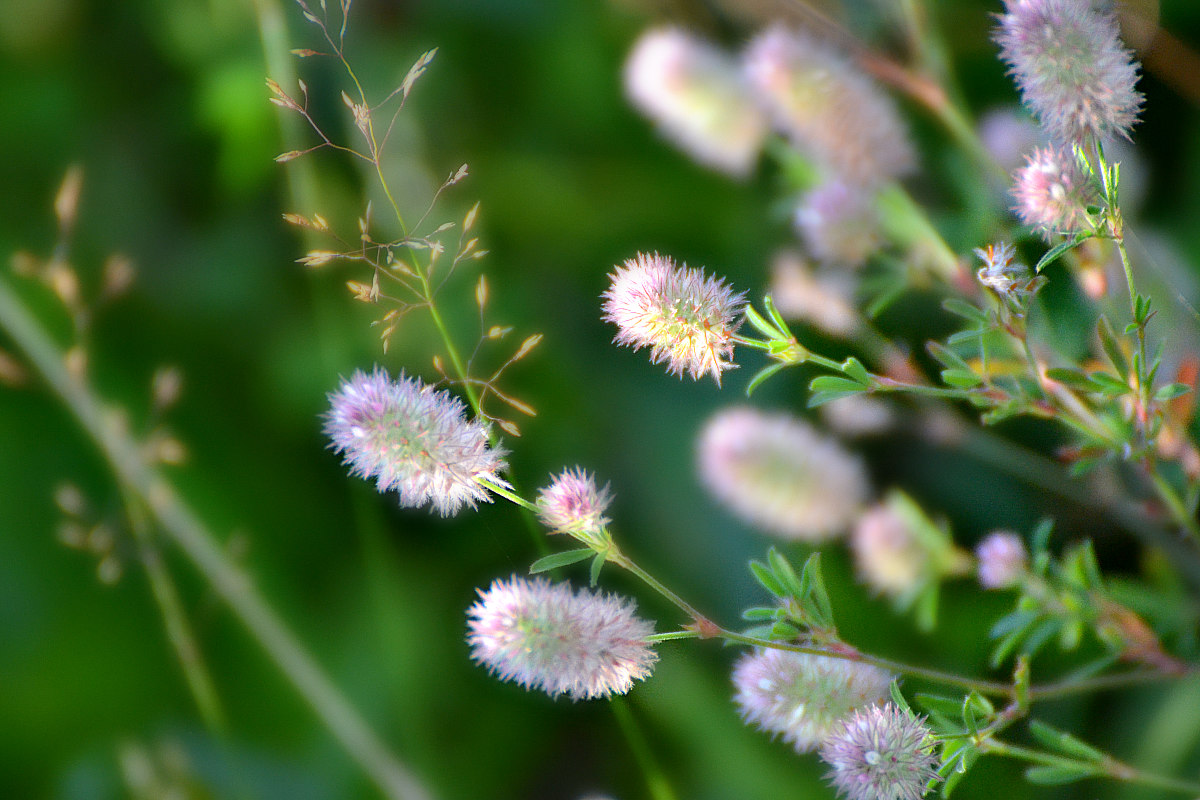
[[698, 406, 870, 541], [975, 530, 1029, 589], [995, 0, 1142, 144], [1012, 146, 1099, 239], [602, 252, 746, 386], [819, 703, 940, 800], [732, 649, 894, 753], [794, 180, 881, 268], [323, 368, 508, 516], [743, 25, 914, 186], [624, 27, 768, 177], [535, 467, 613, 540], [466, 576, 657, 701]]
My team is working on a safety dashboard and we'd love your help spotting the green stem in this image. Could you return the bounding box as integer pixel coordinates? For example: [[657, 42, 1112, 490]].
[[608, 697, 680, 800], [982, 739, 1200, 795], [0, 274, 430, 800], [120, 486, 228, 735]]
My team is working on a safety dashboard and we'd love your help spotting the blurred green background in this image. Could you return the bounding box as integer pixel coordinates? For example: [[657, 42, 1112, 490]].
[[2, 0, 1200, 798]]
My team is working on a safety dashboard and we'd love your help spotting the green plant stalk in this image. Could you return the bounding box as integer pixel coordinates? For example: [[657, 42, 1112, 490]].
[[120, 485, 228, 736], [980, 738, 1200, 795], [0, 274, 430, 800], [608, 697, 680, 800]]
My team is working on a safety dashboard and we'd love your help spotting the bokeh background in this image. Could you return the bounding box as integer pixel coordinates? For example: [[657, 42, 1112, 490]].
[[2, 0, 1200, 798]]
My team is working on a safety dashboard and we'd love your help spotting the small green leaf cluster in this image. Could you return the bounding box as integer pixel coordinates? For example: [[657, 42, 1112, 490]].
[[743, 549, 837, 643]]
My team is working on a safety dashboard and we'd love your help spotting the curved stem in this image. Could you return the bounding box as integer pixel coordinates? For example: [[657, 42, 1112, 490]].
[[0, 274, 431, 800]]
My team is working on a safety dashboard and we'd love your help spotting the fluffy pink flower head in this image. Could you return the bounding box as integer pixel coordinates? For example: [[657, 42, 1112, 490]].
[[794, 180, 881, 268], [602, 252, 746, 386], [976, 530, 1029, 589], [466, 576, 657, 701], [624, 27, 768, 177], [732, 649, 895, 753], [743, 26, 914, 186], [1012, 146, 1098, 239], [698, 406, 870, 541], [535, 467, 613, 539], [851, 503, 926, 597], [995, 0, 1143, 144], [323, 368, 508, 516], [768, 252, 858, 338], [819, 703, 940, 800]]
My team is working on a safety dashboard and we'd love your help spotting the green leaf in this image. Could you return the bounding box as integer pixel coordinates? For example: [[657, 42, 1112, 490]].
[[801, 553, 834, 627], [916, 694, 966, 718], [1088, 371, 1130, 395], [750, 560, 786, 598], [1024, 764, 1099, 785], [947, 328, 987, 345], [840, 356, 872, 385], [589, 552, 605, 586], [746, 361, 789, 397], [1044, 367, 1094, 390], [811, 375, 869, 394], [1021, 618, 1065, 657], [1028, 720, 1107, 762], [1096, 316, 1128, 378], [743, 303, 779, 339], [941, 369, 982, 389], [767, 548, 803, 597], [989, 609, 1040, 640], [889, 681, 913, 714], [769, 621, 801, 640], [809, 389, 864, 408], [529, 548, 593, 573], [1155, 382, 1191, 401], [928, 341, 973, 372], [942, 298, 989, 323], [741, 607, 776, 622], [1035, 231, 1093, 272], [1031, 519, 1054, 553]]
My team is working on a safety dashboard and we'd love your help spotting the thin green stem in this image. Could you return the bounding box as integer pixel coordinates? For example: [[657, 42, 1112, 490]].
[[608, 697, 680, 800], [120, 486, 228, 735], [0, 274, 430, 800], [609, 551, 711, 627], [981, 739, 1200, 795]]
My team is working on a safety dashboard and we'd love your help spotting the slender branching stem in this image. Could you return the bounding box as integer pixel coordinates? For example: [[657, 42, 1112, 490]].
[[119, 485, 228, 735], [0, 274, 431, 800]]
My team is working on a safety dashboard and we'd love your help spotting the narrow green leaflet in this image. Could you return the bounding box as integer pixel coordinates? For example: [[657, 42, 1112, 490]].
[[1024, 764, 1100, 785], [1035, 230, 1093, 273], [529, 548, 593, 573], [1028, 720, 1107, 763]]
